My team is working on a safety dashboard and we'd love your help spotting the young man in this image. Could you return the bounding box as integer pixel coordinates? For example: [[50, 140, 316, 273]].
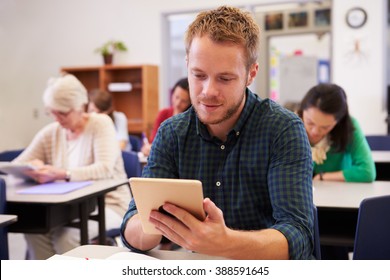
[[121, 6, 314, 259]]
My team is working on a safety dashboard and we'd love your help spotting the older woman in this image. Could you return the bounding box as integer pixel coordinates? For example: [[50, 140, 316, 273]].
[[298, 83, 376, 182], [13, 74, 130, 259]]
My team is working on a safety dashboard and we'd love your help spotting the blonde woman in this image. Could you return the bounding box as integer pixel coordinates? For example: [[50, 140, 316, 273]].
[[13, 74, 130, 259]]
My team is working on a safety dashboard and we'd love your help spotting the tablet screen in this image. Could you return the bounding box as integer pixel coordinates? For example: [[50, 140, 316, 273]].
[[129, 177, 206, 234]]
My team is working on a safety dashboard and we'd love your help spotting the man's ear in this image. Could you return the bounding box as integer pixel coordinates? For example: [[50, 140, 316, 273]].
[[185, 55, 189, 67], [246, 63, 259, 86]]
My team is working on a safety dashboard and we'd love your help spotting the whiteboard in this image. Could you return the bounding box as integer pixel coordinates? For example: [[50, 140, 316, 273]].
[[279, 56, 318, 106]]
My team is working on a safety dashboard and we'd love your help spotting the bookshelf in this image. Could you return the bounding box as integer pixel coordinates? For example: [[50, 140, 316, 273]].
[[61, 65, 159, 137]]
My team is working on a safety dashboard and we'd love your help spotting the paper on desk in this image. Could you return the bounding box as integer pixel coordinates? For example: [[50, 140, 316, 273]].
[[105, 252, 158, 260], [47, 252, 158, 260], [47, 254, 97, 260], [17, 181, 92, 194]]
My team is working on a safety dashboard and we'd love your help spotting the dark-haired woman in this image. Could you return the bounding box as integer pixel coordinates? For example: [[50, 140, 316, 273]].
[[141, 77, 191, 156], [298, 83, 375, 182]]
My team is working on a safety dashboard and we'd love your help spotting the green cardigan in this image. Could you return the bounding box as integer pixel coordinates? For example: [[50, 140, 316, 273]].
[[313, 117, 376, 182]]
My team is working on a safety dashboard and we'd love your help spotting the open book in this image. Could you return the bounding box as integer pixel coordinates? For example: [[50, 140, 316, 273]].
[[48, 251, 158, 260]]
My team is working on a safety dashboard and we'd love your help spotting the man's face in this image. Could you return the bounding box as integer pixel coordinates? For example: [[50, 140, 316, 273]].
[[186, 36, 257, 130]]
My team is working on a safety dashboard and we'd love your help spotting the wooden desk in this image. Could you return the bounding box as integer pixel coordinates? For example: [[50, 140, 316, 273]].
[[5, 178, 128, 245], [62, 244, 226, 260], [313, 181, 390, 246]]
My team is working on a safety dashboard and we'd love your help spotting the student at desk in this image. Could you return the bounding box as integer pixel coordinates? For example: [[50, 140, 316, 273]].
[[13, 74, 130, 259], [121, 6, 314, 260], [298, 83, 376, 182], [87, 89, 131, 152], [140, 77, 191, 156]]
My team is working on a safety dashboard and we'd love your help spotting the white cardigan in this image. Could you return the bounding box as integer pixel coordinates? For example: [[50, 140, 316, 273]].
[[14, 113, 130, 216]]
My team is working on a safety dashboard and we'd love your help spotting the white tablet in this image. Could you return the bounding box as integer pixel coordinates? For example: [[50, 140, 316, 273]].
[[129, 177, 206, 234], [0, 162, 36, 180]]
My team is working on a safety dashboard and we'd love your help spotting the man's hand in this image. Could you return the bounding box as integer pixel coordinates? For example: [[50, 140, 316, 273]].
[[149, 197, 231, 255]]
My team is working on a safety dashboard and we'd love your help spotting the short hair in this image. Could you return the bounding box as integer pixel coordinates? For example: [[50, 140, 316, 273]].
[[185, 6, 260, 69], [88, 89, 113, 113], [43, 73, 88, 112], [298, 83, 354, 152], [171, 77, 189, 94]]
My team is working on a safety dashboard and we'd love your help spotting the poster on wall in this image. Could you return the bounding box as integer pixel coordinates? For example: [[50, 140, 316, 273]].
[[315, 8, 331, 27], [288, 11, 308, 28], [265, 13, 283, 31]]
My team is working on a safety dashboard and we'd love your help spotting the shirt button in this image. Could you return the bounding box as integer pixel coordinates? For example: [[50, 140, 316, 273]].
[[220, 145, 225, 150], [216, 181, 221, 187], [236, 131, 240, 136]]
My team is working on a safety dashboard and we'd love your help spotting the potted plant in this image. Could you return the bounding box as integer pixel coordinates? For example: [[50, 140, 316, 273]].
[[95, 40, 128, 65]]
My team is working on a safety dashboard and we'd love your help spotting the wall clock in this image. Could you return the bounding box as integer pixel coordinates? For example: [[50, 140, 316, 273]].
[[346, 7, 367, 29]]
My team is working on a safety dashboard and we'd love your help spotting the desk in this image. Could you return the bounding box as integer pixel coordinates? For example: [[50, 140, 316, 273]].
[[371, 151, 390, 163], [371, 151, 390, 180], [62, 244, 226, 260], [0, 214, 17, 227], [0, 214, 17, 260], [5, 178, 128, 245], [313, 181, 390, 246]]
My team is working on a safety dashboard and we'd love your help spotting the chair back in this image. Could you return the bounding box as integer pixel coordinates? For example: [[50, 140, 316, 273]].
[[365, 135, 390, 151], [129, 135, 142, 152], [313, 205, 321, 260], [0, 149, 24, 161], [98, 152, 142, 245], [353, 195, 390, 260], [0, 178, 9, 259], [122, 151, 142, 178]]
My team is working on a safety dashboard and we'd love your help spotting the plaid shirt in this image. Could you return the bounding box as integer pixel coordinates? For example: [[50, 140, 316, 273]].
[[121, 89, 314, 259]]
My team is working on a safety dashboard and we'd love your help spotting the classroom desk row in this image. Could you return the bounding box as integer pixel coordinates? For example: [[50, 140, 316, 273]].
[[4, 176, 128, 245], [5, 174, 390, 258], [314, 180, 390, 247], [60, 244, 226, 260], [63, 179, 390, 260], [371, 150, 390, 163], [371, 151, 390, 180]]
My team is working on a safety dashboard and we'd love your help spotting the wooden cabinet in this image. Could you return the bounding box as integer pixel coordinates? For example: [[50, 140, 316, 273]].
[[61, 65, 159, 137]]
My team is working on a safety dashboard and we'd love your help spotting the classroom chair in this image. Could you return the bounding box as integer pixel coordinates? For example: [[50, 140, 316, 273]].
[[121, 151, 143, 179], [129, 135, 142, 153], [353, 195, 390, 260], [365, 135, 390, 151], [365, 135, 390, 180], [0, 149, 24, 161], [90, 151, 142, 246]]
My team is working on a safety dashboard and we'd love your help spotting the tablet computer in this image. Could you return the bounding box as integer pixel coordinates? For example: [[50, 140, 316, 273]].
[[0, 162, 36, 180], [129, 177, 206, 234]]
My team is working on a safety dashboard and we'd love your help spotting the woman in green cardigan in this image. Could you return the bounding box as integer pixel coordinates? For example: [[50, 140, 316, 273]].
[[298, 83, 376, 182]]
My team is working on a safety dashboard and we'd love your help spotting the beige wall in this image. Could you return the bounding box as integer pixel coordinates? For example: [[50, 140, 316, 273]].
[[0, 0, 388, 150]]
